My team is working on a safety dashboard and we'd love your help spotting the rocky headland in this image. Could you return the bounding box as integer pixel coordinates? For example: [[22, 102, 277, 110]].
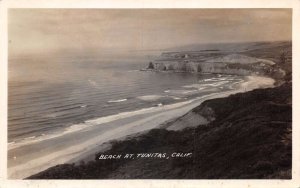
[[144, 41, 290, 82]]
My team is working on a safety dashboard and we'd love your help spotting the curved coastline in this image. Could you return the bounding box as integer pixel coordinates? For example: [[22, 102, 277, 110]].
[[8, 75, 275, 179]]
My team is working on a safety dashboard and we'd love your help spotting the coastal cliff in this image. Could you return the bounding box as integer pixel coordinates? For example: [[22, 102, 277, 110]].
[[147, 53, 285, 78], [145, 42, 290, 79]]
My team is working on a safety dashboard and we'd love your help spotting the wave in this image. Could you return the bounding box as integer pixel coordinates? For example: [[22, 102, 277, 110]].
[[203, 78, 212, 81], [107, 99, 127, 103], [201, 76, 236, 82], [183, 84, 207, 90], [201, 81, 230, 87], [8, 76, 248, 151], [8, 95, 207, 150], [137, 95, 164, 101], [183, 81, 231, 90], [24, 136, 36, 140], [164, 89, 199, 95]]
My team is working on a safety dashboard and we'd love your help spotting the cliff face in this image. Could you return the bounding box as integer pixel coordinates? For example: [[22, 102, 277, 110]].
[[147, 53, 284, 77]]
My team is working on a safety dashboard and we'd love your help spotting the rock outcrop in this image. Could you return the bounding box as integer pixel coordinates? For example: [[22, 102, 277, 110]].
[[146, 53, 284, 77]]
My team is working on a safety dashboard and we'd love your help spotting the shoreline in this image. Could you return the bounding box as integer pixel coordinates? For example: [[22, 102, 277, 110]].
[[29, 75, 291, 179], [69, 75, 275, 162], [8, 75, 274, 179]]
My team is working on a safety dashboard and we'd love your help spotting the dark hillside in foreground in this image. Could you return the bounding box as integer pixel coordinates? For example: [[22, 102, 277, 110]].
[[28, 83, 292, 179]]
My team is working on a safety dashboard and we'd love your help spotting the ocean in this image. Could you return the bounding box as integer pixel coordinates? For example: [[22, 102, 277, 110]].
[[8, 53, 243, 146]]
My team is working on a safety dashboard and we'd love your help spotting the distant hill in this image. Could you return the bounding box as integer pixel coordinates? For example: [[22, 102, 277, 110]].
[[165, 41, 291, 53], [205, 54, 275, 65]]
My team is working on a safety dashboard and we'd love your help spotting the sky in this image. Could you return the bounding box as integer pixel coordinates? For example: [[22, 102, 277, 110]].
[[8, 9, 292, 57]]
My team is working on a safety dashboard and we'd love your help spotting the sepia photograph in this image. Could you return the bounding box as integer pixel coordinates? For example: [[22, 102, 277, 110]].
[[0, 1, 299, 187], [6, 8, 293, 180]]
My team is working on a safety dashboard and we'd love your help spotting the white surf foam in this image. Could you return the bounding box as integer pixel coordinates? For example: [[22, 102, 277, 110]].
[[137, 95, 164, 101], [165, 89, 199, 95], [8, 97, 197, 150], [171, 96, 181, 100], [200, 81, 230, 87], [9, 84, 235, 152], [8, 77, 252, 151], [107, 99, 127, 103], [183, 84, 207, 90]]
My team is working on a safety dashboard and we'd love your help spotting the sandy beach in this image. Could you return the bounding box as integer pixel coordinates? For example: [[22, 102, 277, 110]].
[[8, 75, 275, 179]]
